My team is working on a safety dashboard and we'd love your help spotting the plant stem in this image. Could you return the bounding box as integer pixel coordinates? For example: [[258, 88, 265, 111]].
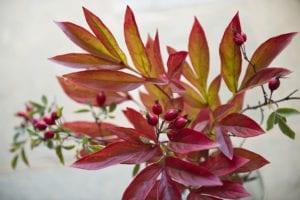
[[242, 89, 300, 113]]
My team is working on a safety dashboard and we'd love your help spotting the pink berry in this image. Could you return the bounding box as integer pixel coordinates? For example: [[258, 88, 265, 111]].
[[233, 32, 246, 46], [174, 117, 188, 129], [51, 111, 59, 120], [152, 100, 163, 115], [96, 92, 106, 107], [43, 114, 56, 125], [268, 77, 280, 92], [35, 121, 47, 131], [147, 114, 158, 126], [26, 104, 34, 112], [44, 130, 55, 139], [164, 109, 179, 121], [16, 111, 30, 120]]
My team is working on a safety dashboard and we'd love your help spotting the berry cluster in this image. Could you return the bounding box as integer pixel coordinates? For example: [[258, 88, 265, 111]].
[[16, 103, 60, 140], [146, 101, 189, 136]]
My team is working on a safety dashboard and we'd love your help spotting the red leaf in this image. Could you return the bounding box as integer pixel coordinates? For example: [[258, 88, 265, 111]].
[[123, 108, 157, 142], [124, 6, 151, 76], [158, 170, 181, 200], [215, 127, 233, 159], [166, 157, 222, 187], [240, 32, 297, 88], [145, 181, 159, 200], [62, 70, 144, 92], [107, 126, 155, 144], [219, 12, 242, 93], [190, 108, 211, 132], [122, 163, 162, 200], [228, 91, 245, 112], [188, 192, 221, 200], [57, 77, 128, 106], [193, 181, 251, 199], [212, 104, 235, 121], [239, 67, 291, 91], [83, 7, 128, 64], [50, 53, 124, 70], [55, 21, 118, 62], [71, 141, 159, 170], [233, 148, 269, 173], [166, 51, 188, 80], [145, 32, 165, 76], [219, 113, 265, 138], [188, 17, 209, 96], [168, 128, 219, 154], [62, 121, 116, 139], [201, 151, 249, 176]]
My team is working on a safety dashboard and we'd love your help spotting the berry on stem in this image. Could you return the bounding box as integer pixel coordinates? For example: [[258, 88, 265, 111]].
[[43, 114, 56, 125], [44, 130, 55, 139], [164, 109, 180, 121], [146, 114, 158, 126], [268, 77, 280, 92], [152, 100, 163, 115], [96, 92, 106, 107], [35, 121, 47, 131], [233, 32, 247, 46], [174, 117, 188, 129]]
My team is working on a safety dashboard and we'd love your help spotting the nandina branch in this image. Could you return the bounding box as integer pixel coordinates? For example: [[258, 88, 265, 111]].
[[241, 89, 300, 113]]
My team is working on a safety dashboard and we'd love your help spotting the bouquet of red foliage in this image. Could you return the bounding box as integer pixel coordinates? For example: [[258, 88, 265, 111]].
[[11, 6, 300, 200]]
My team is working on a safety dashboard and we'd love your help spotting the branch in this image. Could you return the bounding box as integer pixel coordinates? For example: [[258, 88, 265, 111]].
[[242, 89, 300, 113]]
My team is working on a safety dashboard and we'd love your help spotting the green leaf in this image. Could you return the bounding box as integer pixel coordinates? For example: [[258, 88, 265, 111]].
[[47, 140, 54, 149], [27, 129, 39, 137], [74, 108, 90, 113], [57, 107, 64, 118], [277, 117, 295, 139], [266, 112, 276, 131], [56, 146, 65, 165], [132, 164, 140, 177], [29, 101, 45, 111], [63, 145, 76, 150], [21, 148, 29, 166], [11, 155, 19, 169], [41, 95, 48, 106], [109, 102, 117, 113], [276, 108, 300, 117], [31, 139, 42, 149]]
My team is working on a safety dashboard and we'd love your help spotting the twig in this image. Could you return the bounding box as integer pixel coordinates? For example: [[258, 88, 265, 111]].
[[242, 89, 300, 113]]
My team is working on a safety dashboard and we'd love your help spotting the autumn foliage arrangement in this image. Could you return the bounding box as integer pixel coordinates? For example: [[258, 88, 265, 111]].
[[11, 6, 300, 200]]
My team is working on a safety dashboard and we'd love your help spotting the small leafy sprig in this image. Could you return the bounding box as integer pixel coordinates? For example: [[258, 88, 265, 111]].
[[11, 93, 118, 169]]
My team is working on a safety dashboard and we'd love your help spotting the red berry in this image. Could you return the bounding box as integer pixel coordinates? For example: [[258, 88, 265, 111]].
[[96, 92, 106, 107], [26, 104, 34, 112], [44, 130, 55, 139], [35, 121, 47, 131], [268, 77, 280, 92], [16, 111, 30, 120], [174, 117, 188, 129], [233, 32, 246, 46], [147, 114, 158, 126], [164, 109, 179, 121], [51, 111, 59, 120], [43, 114, 56, 125], [152, 101, 163, 115]]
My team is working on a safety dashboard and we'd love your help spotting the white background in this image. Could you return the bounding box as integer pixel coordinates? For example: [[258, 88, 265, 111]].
[[0, 0, 300, 199]]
